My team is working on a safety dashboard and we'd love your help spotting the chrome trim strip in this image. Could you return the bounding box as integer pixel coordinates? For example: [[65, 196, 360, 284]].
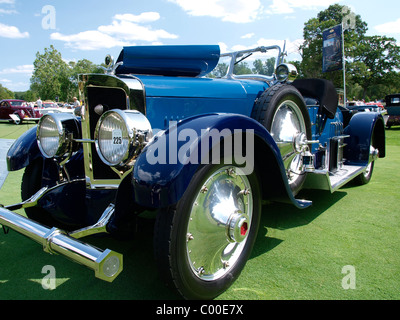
[[74, 138, 95, 143]]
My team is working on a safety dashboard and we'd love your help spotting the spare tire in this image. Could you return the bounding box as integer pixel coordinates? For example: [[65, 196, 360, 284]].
[[251, 83, 312, 195]]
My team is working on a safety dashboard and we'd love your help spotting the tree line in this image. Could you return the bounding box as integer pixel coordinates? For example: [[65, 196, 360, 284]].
[[0, 45, 105, 102], [295, 4, 400, 101], [1, 4, 400, 102]]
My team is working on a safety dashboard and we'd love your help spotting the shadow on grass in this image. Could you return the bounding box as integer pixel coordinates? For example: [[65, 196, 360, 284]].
[[251, 189, 347, 259], [0, 190, 347, 300], [263, 189, 347, 230], [385, 126, 400, 131], [0, 217, 180, 300]]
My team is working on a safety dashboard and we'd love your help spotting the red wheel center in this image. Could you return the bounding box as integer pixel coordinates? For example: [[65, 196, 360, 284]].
[[240, 222, 248, 236]]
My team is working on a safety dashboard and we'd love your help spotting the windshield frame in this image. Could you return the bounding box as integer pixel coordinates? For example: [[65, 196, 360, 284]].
[[217, 45, 284, 81]]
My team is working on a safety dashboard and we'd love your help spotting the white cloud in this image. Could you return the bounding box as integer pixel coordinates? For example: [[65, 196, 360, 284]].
[[0, 0, 15, 4], [0, 64, 33, 75], [375, 18, 400, 35], [218, 42, 228, 53], [0, 9, 17, 14], [266, 0, 339, 14], [51, 12, 178, 51], [51, 31, 129, 51], [0, 23, 29, 39], [113, 12, 160, 23], [257, 38, 301, 52], [168, 0, 263, 23], [241, 33, 255, 39], [98, 19, 178, 42]]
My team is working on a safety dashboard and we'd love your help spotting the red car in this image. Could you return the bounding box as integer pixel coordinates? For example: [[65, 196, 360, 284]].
[[0, 99, 42, 124]]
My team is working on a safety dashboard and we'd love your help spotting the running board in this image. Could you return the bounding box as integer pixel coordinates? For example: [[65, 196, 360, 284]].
[[303, 165, 366, 193]]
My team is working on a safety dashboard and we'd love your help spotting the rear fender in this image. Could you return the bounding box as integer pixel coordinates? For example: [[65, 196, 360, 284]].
[[344, 112, 386, 164], [132, 113, 311, 209]]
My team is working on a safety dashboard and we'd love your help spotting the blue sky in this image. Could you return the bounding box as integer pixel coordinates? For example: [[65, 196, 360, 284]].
[[1, 0, 399, 92]]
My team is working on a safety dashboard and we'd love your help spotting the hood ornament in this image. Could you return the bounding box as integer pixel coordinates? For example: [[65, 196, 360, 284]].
[[101, 54, 123, 75]]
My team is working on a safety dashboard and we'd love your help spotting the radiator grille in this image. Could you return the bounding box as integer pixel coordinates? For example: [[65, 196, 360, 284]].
[[86, 86, 127, 180]]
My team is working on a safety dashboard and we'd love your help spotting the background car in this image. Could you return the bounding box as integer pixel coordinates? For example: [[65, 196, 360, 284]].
[[36, 100, 74, 115], [385, 93, 400, 128], [0, 99, 42, 124], [366, 101, 384, 109]]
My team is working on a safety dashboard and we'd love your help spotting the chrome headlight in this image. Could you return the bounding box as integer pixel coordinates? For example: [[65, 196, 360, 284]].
[[37, 113, 80, 159], [94, 109, 152, 167], [275, 63, 298, 82]]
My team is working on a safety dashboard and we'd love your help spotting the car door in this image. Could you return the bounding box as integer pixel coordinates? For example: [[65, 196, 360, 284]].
[[0, 101, 9, 119]]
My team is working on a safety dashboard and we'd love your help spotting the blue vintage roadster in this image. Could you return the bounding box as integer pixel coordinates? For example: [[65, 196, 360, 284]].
[[0, 44, 385, 299]]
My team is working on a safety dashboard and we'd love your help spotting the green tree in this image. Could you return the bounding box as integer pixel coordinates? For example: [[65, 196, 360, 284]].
[[208, 62, 229, 78], [67, 59, 104, 100], [252, 57, 276, 76], [233, 62, 252, 75], [14, 90, 37, 102], [383, 71, 400, 96], [298, 4, 400, 101], [299, 4, 367, 85], [350, 35, 400, 99], [0, 84, 14, 100], [30, 45, 70, 101], [30, 46, 103, 102]]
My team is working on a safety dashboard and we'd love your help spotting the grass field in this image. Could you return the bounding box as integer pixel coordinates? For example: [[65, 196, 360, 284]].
[[0, 121, 399, 300]]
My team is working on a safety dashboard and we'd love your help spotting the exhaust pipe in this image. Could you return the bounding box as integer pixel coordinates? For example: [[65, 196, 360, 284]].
[[0, 206, 122, 282]]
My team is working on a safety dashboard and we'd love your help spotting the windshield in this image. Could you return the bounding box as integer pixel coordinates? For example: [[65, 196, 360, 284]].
[[233, 54, 276, 76], [43, 103, 56, 108], [206, 46, 281, 79], [9, 101, 25, 107]]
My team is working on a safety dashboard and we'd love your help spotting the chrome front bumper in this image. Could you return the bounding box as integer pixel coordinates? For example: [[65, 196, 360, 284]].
[[0, 203, 123, 282]]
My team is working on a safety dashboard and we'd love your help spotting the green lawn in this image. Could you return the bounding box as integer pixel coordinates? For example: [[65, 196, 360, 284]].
[[0, 122, 399, 300]]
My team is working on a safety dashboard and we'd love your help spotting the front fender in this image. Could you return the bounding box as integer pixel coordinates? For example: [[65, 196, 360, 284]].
[[6, 126, 42, 171], [344, 112, 386, 164], [132, 113, 311, 209]]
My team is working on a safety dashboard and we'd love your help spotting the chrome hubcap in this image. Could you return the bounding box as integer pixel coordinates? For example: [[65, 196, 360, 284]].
[[270, 100, 307, 185], [186, 166, 253, 281]]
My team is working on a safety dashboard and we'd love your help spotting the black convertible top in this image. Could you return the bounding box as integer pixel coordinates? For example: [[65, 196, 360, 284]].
[[292, 78, 338, 119]]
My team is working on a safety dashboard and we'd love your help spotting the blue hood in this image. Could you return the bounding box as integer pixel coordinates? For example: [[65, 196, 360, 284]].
[[115, 45, 220, 77]]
